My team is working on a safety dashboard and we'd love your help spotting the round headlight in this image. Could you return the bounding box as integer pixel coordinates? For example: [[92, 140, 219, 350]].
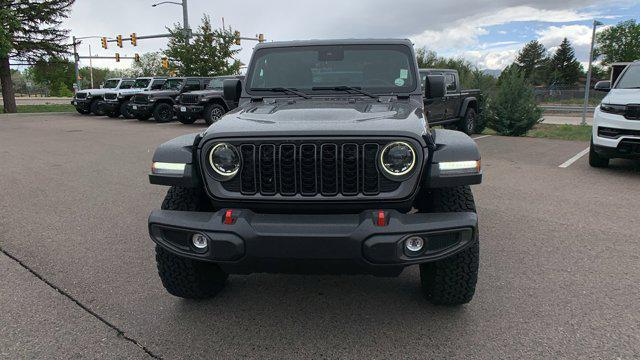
[[380, 141, 416, 176], [208, 143, 240, 178]]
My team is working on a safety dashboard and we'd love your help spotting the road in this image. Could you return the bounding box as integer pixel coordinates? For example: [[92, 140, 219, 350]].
[[1, 113, 639, 359]]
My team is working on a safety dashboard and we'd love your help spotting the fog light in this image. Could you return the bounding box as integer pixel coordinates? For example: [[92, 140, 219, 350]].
[[192, 233, 208, 250], [405, 236, 424, 253]]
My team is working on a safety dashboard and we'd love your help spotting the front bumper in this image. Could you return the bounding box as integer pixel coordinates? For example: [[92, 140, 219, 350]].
[[149, 209, 478, 276], [174, 104, 204, 118], [592, 106, 640, 157], [128, 103, 153, 117], [102, 100, 121, 113], [72, 99, 91, 111]]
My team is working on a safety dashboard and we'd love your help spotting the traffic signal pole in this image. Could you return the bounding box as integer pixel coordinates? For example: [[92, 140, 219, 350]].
[[72, 36, 80, 91]]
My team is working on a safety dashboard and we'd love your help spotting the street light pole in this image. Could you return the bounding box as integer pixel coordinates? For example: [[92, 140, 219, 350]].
[[72, 36, 80, 91], [582, 20, 602, 126], [152, 1, 190, 44]]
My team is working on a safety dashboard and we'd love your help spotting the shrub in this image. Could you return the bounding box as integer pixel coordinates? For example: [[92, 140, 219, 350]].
[[487, 68, 542, 136]]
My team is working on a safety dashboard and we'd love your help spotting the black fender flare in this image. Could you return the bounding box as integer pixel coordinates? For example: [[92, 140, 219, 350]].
[[459, 97, 478, 117], [424, 129, 482, 188], [149, 133, 202, 187]]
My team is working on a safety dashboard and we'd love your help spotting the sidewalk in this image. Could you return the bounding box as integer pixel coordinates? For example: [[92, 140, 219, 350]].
[[542, 114, 593, 126]]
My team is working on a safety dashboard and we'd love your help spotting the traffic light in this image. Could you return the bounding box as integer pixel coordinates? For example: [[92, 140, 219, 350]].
[[130, 33, 137, 46], [115, 53, 120, 62], [234, 31, 241, 45], [162, 57, 169, 69], [134, 53, 140, 62], [258, 34, 265, 43], [101, 37, 108, 49], [117, 35, 123, 48]]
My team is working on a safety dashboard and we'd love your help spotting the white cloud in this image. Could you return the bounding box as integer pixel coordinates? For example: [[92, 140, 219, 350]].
[[536, 25, 593, 48]]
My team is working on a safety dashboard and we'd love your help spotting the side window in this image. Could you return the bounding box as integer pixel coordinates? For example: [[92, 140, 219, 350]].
[[151, 80, 164, 90], [184, 79, 200, 91], [445, 74, 457, 92]]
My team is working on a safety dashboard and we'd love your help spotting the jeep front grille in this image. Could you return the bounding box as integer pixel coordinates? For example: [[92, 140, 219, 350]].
[[218, 140, 402, 197], [75, 92, 87, 99], [104, 93, 117, 101], [626, 105, 640, 120], [180, 94, 199, 104], [133, 94, 149, 104]]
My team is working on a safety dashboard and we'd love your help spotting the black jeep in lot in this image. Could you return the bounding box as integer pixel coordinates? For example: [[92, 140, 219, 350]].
[[129, 77, 211, 123], [420, 69, 482, 135], [148, 39, 483, 305], [175, 75, 245, 125]]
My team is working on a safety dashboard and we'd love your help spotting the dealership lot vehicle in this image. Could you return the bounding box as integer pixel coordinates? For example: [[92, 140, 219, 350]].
[[420, 69, 482, 134], [148, 39, 483, 305], [175, 75, 244, 125], [590, 61, 640, 167], [1, 112, 639, 359], [128, 77, 211, 123], [72, 78, 134, 116], [102, 77, 167, 119]]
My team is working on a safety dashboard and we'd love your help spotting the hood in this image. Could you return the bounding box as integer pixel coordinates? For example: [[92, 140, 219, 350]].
[[115, 88, 147, 95], [603, 89, 640, 105], [202, 98, 427, 144], [184, 89, 223, 96], [146, 90, 180, 97], [76, 88, 113, 96]]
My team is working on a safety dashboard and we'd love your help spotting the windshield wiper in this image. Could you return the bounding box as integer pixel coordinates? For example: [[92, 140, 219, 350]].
[[312, 86, 377, 99], [251, 87, 310, 99]]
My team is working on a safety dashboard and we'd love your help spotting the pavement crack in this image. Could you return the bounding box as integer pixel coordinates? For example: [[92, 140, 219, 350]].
[[0, 247, 162, 359]]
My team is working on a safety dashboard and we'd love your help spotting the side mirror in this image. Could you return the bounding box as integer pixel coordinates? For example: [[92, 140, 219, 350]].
[[223, 79, 242, 102], [425, 75, 445, 99], [594, 80, 611, 92]]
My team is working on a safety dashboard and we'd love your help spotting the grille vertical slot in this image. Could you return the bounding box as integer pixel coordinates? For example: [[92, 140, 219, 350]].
[[362, 143, 380, 195], [299, 144, 317, 196], [279, 144, 297, 195], [341, 143, 359, 195], [320, 144, 339, 195], [240, 144, 256, 194], [259, 144, 276, 195]]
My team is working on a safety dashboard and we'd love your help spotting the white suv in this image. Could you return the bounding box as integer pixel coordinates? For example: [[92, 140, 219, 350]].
[[590, 62, 640, 167]]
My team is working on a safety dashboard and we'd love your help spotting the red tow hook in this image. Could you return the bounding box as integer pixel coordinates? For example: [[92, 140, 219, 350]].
[[376, 210, 387, 227], [223, 209, 236, 225]]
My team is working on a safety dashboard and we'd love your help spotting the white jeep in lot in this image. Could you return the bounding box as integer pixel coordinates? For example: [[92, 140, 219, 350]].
[[590, 61, 640, 167]]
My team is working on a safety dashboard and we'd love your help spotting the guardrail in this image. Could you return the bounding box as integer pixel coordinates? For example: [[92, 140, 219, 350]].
[[540, 105, 597, 113]]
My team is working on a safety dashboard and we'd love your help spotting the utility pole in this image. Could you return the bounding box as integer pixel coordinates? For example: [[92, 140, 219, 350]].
[[88, 44, 94, 88], [582, 20, 602, 126], [182, 0, 190, 44], [72, 36, 80, 91]]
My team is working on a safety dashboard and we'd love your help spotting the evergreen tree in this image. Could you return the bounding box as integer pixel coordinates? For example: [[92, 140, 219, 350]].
[[514, 40, 548, 85], [487, 67, 542, 136], [164, 15, 241, 77], [0, 0, 74, 113], [594, 20, 640, 65], [548, 38, 583, 86]]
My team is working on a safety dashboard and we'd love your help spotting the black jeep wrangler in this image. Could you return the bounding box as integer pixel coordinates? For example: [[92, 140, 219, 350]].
[[148, 39, 482, 305], [129, 77, 211, 123], [175, 75, 245, 125]]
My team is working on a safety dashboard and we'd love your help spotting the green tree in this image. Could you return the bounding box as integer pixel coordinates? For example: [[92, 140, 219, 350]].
[[164, 15, 241, 76], [548, 38, 583, 86], [0, 0, 74, 112], [595, 20, 640, 65], [131, 52, 170, 77], [24, 58, 75, 95], [487, 67, 542, 136], [514, 40, 548, 85]]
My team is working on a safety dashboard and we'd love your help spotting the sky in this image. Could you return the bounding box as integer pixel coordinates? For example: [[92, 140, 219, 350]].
[[63, 0, 640, 72]]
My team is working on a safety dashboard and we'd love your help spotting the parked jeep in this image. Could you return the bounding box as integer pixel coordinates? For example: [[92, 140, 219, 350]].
[[72, 78, 134, 116], [175, 75, 245, 125], [420, 69, 482, 135], [128, 77, 211, 123], [148, 40, 482, 305], [103, 77, 167, 119]]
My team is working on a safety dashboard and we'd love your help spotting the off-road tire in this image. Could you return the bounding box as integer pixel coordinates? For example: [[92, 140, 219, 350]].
[[90, 100, 105, 116], [203, 103, 226, 125], [153, 103, 174, 123], [107, 109, 120, 118], [418, 186, 479, 306], [589, 139, 609, 168], [120, 100, 134, 119], [76, 107, 90, 115], [156, 186, 226, 299], [458, 108, 476, 135], [177, 114, 196, 124]]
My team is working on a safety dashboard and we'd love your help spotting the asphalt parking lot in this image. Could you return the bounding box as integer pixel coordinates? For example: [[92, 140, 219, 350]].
[[1, 113, 639, 359]]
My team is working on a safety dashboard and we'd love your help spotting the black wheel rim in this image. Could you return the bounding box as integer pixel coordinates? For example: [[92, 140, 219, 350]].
[[159, 107, 171, 121], [210, 107, 223, 121], [467, 114, 475, 133]]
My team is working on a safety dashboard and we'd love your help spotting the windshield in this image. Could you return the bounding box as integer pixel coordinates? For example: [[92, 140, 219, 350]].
[[161, 78, 184, 90], [133, 79, 151, 88], [246, 44, 417, 96], [103, 79, 119, 89], [119, 80, 135, 89], [616, 65, 640, 89], [207, 78, 226, 90]]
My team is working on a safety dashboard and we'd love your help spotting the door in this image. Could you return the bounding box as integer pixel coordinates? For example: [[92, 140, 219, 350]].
[[444, 73, 461, 120], [423, 71, 446, 123]]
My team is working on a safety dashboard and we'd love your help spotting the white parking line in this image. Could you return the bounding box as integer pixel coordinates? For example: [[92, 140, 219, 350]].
[[472, 135, 492, 140], [559, 147, 590, 168]]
